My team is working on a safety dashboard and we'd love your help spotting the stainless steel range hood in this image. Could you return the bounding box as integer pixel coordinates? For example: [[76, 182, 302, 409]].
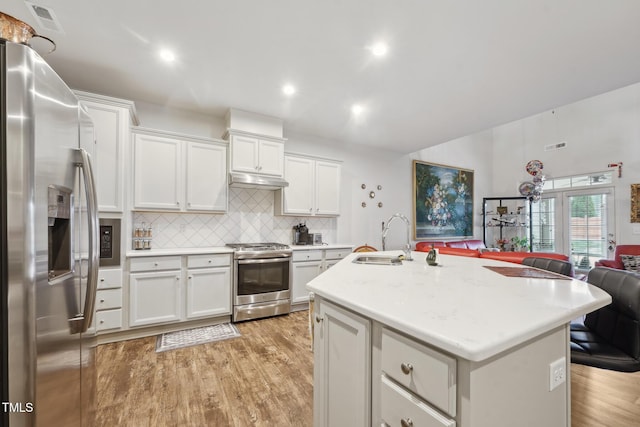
[[229, 172, 289, 190]]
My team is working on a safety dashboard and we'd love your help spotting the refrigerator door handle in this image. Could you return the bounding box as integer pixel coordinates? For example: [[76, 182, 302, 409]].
[[75, 148, 99, 333]]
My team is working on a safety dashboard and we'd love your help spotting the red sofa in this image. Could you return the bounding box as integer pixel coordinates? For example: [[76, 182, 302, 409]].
[[595, 245, 640, 270], [415, 240, 569, 264]]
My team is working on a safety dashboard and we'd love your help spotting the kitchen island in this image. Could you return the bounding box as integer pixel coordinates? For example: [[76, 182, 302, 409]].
[[306, 251, 612, 427]]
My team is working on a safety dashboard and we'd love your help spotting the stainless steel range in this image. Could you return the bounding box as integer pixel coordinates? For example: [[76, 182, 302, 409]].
[[226, 243, 292, 322]]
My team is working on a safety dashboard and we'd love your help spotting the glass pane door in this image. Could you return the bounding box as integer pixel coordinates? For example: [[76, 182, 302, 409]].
[[531, 196, 557, 253], [564, 189, 614, 271]]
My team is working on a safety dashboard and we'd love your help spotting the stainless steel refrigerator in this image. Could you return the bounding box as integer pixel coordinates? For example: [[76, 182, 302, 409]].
[[1, 40, 99, 426]]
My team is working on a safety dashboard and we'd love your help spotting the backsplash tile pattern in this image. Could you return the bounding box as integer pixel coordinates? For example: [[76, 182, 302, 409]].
[[133, 187, 337, 248]]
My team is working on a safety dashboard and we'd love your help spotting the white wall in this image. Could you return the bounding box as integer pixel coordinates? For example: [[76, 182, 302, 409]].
[[490, 82, 640, 244]]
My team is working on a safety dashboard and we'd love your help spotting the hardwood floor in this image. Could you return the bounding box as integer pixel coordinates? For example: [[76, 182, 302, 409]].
[[96, 311, 313, 426], [96, 310, 640, 426]]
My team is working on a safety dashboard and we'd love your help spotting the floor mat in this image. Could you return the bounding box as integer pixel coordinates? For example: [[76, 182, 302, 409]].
[[156, 323, 241, 352]]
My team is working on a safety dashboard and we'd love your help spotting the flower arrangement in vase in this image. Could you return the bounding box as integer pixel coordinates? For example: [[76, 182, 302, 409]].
[[496, 238, 509, 251]]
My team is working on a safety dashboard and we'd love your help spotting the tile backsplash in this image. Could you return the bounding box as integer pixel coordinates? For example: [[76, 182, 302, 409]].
[[133, 187, 337, 248]]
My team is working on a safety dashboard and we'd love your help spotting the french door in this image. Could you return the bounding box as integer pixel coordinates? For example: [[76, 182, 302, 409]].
[[531, 187, 615, 272]]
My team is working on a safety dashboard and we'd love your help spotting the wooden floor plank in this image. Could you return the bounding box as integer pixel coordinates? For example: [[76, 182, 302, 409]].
[[96, 310, 640, 426]]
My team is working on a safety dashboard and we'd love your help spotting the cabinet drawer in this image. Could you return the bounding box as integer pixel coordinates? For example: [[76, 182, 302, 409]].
[[187, 253, 231, 269], [381, 376, 455, 427], [96, 288, 122, 311], [98, 268, 122, 289], [324, 248, 350, 260], [130, 256, 181, 272], [382, 328, 457, 416], [95, 309, 122, 332], [293, 250, 322, 262]]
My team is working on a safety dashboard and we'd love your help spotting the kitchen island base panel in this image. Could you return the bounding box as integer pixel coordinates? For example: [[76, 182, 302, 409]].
[[456, 325, 569, 427]]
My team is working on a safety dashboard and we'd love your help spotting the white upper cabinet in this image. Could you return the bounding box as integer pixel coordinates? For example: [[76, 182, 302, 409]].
[[315, 160, 341, 216], [132, 128, 227, 212], [281, 156, 315, 215], [75, 91, 138, 213], [228, 132, 285, 177], [276, 154, 341, 217], [133, 132, 183, 211], [186, 142, 227, 212]]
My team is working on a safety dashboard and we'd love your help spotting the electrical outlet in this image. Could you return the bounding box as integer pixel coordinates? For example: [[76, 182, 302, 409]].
[[549, 357, 566, 391]]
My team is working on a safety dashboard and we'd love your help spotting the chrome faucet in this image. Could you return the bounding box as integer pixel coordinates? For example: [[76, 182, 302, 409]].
[[382, 213, 413, 261]]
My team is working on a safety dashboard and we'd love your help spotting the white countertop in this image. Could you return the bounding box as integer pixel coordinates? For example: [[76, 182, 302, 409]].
[[126, 243, 353, 257], [306, 250, 611, 362], [126, 247, 233, 257], [290, 243, 354, 251]]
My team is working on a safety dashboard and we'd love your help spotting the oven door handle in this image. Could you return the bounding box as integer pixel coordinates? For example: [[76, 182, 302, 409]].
[[238, 257, 291, 265]]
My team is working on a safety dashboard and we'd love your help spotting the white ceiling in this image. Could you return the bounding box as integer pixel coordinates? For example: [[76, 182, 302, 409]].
[[4, 1, 640, 153]]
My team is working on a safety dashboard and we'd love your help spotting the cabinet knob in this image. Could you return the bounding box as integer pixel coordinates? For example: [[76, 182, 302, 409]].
[[100, 320, 104, 324], [176, 277, 180, 280], [208, 260, 212, 263], [309, 207, 312, 212], [400, 418, 414, 427], [100, 278, 105, 282], [100, 299, 105, 303], [176, 201, 180, 206], [315, 314, 323, 324], [154, 262, 158, 266], [188, 275, 192, 279], [400, 362, 413, 375]]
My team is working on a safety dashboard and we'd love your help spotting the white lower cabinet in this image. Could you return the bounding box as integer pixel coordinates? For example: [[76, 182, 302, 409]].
[[381, 376, 456, 427], [291, 261, 322, 305], [291, 247, 351, 308], [313, 298, 371, 427], [381, 327, 457, 417], [126, 253, 232, 330], [313, 297, 458, 427], [129, 270, 182, 327], [186, 254, 231, 319], [95, 268, 123, 332]]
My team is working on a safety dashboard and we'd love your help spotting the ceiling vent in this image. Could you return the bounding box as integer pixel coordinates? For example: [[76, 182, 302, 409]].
[[544, 141, 567, 151], [24, 1, 64, 33]]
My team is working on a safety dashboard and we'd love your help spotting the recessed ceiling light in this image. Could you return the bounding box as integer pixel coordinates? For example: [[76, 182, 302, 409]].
[[159, 49, 176, 63], [370, 42, 388, 57], [351, 104, 364, 116], [282, 84, 296, 96]]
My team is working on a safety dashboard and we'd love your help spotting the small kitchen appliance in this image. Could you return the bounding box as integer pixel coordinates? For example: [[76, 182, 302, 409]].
[[293, 223, 309, 245]]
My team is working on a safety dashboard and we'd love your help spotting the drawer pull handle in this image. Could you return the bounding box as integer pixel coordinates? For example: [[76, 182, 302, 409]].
[[400, 418, 414, 427], [315, 314, 323, 324], [400, 363, 413, 375]]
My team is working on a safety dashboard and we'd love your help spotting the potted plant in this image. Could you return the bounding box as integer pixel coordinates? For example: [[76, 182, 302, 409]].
[[496, 238, 509, 251], [510, 236, 529, 252]]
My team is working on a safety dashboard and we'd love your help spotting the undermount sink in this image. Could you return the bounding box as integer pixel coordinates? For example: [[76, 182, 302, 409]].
[[352, 255, 402, 266]]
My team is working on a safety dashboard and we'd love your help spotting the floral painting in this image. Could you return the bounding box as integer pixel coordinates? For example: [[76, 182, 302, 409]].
[[413, 160, 474, 239]]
